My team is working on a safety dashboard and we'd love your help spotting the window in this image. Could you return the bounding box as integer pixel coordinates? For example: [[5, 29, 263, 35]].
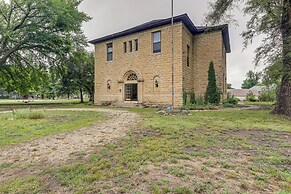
[[124, 42, 127, 53], [127, 73, 138, 81], [187, 45, 190, 67], [107, 43, 113, 61], [135, 39, 138, 51], [153, 31, 161, 53], [129, 41, 133, 52], [107, 80, 111, 90]]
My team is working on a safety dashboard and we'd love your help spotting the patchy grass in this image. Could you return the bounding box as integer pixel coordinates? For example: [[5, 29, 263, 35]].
[[0, 99, 88, 105], [0, 176, 43, 194], [244, 101, 276, 110], [1, 109, 290, 193], [0, 100, 108, 112], [244, 101, 276, 106], [0, 109, 104, 148]]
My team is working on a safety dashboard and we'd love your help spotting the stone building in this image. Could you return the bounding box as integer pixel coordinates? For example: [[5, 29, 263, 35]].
[[89, 14, 231, 107]]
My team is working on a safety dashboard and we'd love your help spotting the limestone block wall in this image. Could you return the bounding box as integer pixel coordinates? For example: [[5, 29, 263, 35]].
[[182, 24, 194, 94], [193, 31, 227, 98], [94, 22, 184, 107]]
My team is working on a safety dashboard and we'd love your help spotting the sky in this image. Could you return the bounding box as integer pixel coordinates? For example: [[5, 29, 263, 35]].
[[79, 0, 264, 89]]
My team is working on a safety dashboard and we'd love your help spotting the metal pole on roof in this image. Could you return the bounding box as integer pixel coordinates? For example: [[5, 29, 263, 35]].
[[171, 0, 174, 108]]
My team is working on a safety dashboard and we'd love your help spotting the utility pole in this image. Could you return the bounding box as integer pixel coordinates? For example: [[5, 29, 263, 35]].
[[171, 0, 174, 108]]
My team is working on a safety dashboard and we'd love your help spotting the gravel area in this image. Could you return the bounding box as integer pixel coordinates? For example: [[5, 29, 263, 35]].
[[0, 108, 140, 183]]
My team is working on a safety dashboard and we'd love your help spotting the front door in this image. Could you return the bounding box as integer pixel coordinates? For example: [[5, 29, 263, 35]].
[[125, 84, 138, 101]]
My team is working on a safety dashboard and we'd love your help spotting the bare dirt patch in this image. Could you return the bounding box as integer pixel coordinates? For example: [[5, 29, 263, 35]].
[[0, 108, 140, 184]]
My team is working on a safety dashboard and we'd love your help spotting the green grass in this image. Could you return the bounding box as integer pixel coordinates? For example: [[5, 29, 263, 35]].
[[0, 176, 42, 194], [0, 99, 109, 112], [0, 109, 104, 148], [244, 101, 275, 106], [0, 99, 87, 105], [1, 108, 290, 193], [137, 108, 291, 132]]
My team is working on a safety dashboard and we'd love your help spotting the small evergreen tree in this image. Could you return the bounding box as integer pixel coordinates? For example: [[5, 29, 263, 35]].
[[205, 61, 220, 104], [190, 91, 196, 104], [182, 90, 187, 106]]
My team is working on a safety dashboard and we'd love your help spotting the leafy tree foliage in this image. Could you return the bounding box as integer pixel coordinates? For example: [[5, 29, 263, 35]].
[[227, 83, 233, 89], [205, 61, 220, 104], [206, 0, 291, 117], [0, 0, 90, 97], [0, 0, 89, 66], [241, 70, 261, 89], [262, 61, 283, 86], [0, 63, 48, 96], [59, 49, 94, 102]]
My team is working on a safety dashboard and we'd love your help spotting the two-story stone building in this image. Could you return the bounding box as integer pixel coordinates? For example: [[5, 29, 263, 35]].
[[89, 14, 231, 107]]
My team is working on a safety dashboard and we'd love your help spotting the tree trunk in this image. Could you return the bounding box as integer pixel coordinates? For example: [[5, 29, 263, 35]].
[[89, 91, 94, 102], [89, 87, 94, 102], [80, 88, 84, 103], [85, 85, 94, 102], [67, 92, 70, 99], [273, 0, 291, 117]]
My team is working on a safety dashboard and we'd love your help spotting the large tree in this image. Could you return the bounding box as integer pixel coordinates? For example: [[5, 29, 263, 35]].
[[241, 70, 261, 89], [0, 0, 89, 70], [206, 0, 291, 117], [262, 61, 283, 86], [0, 63, 47, 96], [58, 49, 94, 102]]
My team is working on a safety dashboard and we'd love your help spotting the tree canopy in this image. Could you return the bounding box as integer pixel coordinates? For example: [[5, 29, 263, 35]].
[[58, 49, 94, 102], [0, 0, 90, 70], [206, 0, 291, 117], [0, 0, 90, 98], [241, 70, 261, 89]]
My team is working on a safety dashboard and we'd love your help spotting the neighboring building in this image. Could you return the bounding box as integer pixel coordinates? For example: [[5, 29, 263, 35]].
[[90, 14, 231, 107], [227, 86, 268, 100], [0, 89, 19, 99], [0, 88, 9, 99]]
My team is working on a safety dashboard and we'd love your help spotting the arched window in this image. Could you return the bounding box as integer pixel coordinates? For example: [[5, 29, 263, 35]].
[[127, 73, 138, 81], [107, 80, 111, 89], [153, 75, 160, 91]]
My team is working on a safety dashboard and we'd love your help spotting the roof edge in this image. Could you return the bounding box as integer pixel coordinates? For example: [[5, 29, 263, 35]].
[[89, 14, 231, 53], [89, 14, 197, 44]]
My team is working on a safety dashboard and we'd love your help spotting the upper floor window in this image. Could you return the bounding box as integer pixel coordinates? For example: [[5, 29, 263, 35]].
[[135, 39, 138, 51], [107, 43, 113, 61], [124, 42, 127, 53], [187, 45, 190, 67], [129, 41, 133, 52], [153, 31, 161, 53]]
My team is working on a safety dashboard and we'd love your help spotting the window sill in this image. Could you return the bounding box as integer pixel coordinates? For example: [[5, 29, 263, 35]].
[[152, 52, 162, 56]]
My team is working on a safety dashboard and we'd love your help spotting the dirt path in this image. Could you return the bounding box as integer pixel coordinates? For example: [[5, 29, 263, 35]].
[[0, 108, 140, 183]]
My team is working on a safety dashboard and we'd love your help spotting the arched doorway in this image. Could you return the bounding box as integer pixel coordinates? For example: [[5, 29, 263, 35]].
[[124, 72, 138, 101]]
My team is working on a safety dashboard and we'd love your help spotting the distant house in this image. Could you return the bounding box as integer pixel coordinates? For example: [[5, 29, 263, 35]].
[[0, 88, 9, 99], [90, 14, 231, 107], [227, 86, 267, 100], [0, 90, 21, 99]]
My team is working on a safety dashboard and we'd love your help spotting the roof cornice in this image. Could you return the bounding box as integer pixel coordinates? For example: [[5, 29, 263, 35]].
[[89, 14, 231, 53]]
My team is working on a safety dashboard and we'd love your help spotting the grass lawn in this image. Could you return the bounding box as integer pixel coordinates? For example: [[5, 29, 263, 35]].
[[1, 109, 290, 193], [0, 99, 87, 105], [0, 109, 104, 148], [243, 101, 276, 106], [0, 99, 110, 111]]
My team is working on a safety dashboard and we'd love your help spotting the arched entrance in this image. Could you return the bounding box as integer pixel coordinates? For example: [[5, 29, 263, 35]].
[[124, 72, 138, 101]]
